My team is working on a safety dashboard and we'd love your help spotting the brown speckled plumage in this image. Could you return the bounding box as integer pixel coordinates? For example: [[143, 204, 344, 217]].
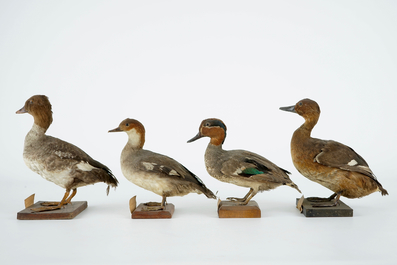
[[17, 95, 118, 211], [109, 118, 216, 207], [188, 118, 301, 205], [280, 98, 388, 204]]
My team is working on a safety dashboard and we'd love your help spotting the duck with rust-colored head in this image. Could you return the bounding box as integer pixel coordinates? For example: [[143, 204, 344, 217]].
[[16, 95, 118, 212], [187, 118, 301, 205], [280, 98, 388, 206], [109, 118, 216, 210]]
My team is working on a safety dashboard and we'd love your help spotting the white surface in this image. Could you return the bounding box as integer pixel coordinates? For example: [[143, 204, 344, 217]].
[[1, 1, 396, 264]]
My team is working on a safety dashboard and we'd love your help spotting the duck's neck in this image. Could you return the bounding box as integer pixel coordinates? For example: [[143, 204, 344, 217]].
[[126, 128, 145, 150], [25, 124, 47, 148], [205, 142, 224, 162], [32, 111, 52, 133], [210, 137, 224, 146], [208, 127, 226, 146], [208, 142, 223, 150], [30, 123, 47, 135], [296, 115, 318, 138]]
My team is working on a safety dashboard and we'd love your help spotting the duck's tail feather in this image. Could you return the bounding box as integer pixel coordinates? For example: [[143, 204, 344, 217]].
[[379, 185, 389, 196], [202, 186, 217, 199], [287, 182, 301, 193], [104, 169, 119, 195]]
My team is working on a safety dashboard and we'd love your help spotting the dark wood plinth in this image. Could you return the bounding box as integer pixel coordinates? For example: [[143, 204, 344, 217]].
[[17, 201, 87, 220], [131, 203, 175, 219], [218, 200, 261, 218], [296, 198, 353, 217]]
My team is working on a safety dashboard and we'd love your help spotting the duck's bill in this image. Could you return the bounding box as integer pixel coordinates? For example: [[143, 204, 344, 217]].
[[279, 105, 296, 113], [108, 127, 122, 133], [16, 106, 27, 114], [187, 133, 202, 143]]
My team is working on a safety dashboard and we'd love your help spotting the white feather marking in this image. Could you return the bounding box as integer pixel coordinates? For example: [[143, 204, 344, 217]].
[[358, 165, 371, 171], [54, 150, 75, 159], [169, 169, 179, 176], [77, 162, 96, 171], [142, 162, 156, 171], [127, 128, 142, 147], [347, 159, 358, 166], [233, 168, 243, 175]]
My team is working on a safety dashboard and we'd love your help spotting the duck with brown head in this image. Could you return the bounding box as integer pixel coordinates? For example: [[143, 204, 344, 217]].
[[17, 95, 119, 212], [109, 118, 216, 210], [280, 98, 388, 207], [188, 118, 301, 205]]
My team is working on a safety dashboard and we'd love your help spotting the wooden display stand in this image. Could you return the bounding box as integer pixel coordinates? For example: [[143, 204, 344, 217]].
[[131, 203, 175, 219], [17, 201, 87, 220], [296, 198, 353, 217], [218, 200, 261, 218]]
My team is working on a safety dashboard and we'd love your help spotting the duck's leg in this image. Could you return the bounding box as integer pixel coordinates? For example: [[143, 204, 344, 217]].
[[312, 192, 342, 207], [161, 196, 167, 208], [240, 190, 258, 205], [307, 193, 337, 202], [31, 189, 71, 212], [40, 189, 77, 207], [227, 188, 254, 202], [64, 189, 77, 204]]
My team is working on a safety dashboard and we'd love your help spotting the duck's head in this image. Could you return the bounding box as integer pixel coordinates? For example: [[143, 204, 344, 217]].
[[280, 98, 320, 123], [16, 95, 53, 130], [109, 118, 146, 149], [187, 118, 227, 146]]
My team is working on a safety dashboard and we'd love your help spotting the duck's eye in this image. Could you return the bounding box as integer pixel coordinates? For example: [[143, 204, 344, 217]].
[[29, 100, 33, 104], [299, 102, 303, 106], [125, 123, 129, 127], [205, 123, 210, 127]]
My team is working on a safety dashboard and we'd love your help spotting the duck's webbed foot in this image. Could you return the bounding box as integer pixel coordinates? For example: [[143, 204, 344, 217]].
[[31, 205, 63, 212], [226, 199, 251, 205], [226, 197, 246, 202], [143, 196, 167, 211], [143, 202, 164, 211], [31, 189, 76, 212], [310, 192, 342, 207], [307, 193, 337, 202], [226, 188, 256, 205], [40, 201, 66, 206]]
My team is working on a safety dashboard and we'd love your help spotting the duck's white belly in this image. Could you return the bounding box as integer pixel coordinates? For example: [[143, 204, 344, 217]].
[[24, 157, 72, 189], [122, 168, 175, 196]]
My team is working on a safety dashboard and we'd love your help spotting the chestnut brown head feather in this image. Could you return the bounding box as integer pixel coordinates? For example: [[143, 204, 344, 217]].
[[109, 118, 146, 149], [17, 95, 53, 131], [188, 118, 227, 146], [294, 98, 321, 126]]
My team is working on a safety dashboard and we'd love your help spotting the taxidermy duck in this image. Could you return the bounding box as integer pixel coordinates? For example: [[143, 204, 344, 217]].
[[109, 118, 216, 210], [280, 98, 388, 206], [16, 95, 118, 212], [187, 118, 301, 205]]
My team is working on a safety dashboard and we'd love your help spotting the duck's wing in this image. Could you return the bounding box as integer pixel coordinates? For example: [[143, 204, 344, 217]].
[[137, 151, 207, 187], [314, 140, 376, 179], [45, 136, 109, 171], [44, 136, 118, 187], [221, 150, 291, 183], [136, 152, 216, 198]]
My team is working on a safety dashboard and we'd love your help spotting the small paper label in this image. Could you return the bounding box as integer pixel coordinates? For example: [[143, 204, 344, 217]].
[[297, 195, 304, 212], [25, 194, 35, 208], [129, 196, 137, 213]]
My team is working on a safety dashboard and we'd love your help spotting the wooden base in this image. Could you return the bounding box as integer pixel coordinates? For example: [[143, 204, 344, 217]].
[[218, 200, 261, 218], [131, 203, 175, 219], [17, 201, 87, 220], [296, 198, 353, 217]]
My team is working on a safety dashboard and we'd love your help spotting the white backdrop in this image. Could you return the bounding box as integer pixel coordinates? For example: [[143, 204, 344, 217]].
[[1, 1, 396, 264]]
